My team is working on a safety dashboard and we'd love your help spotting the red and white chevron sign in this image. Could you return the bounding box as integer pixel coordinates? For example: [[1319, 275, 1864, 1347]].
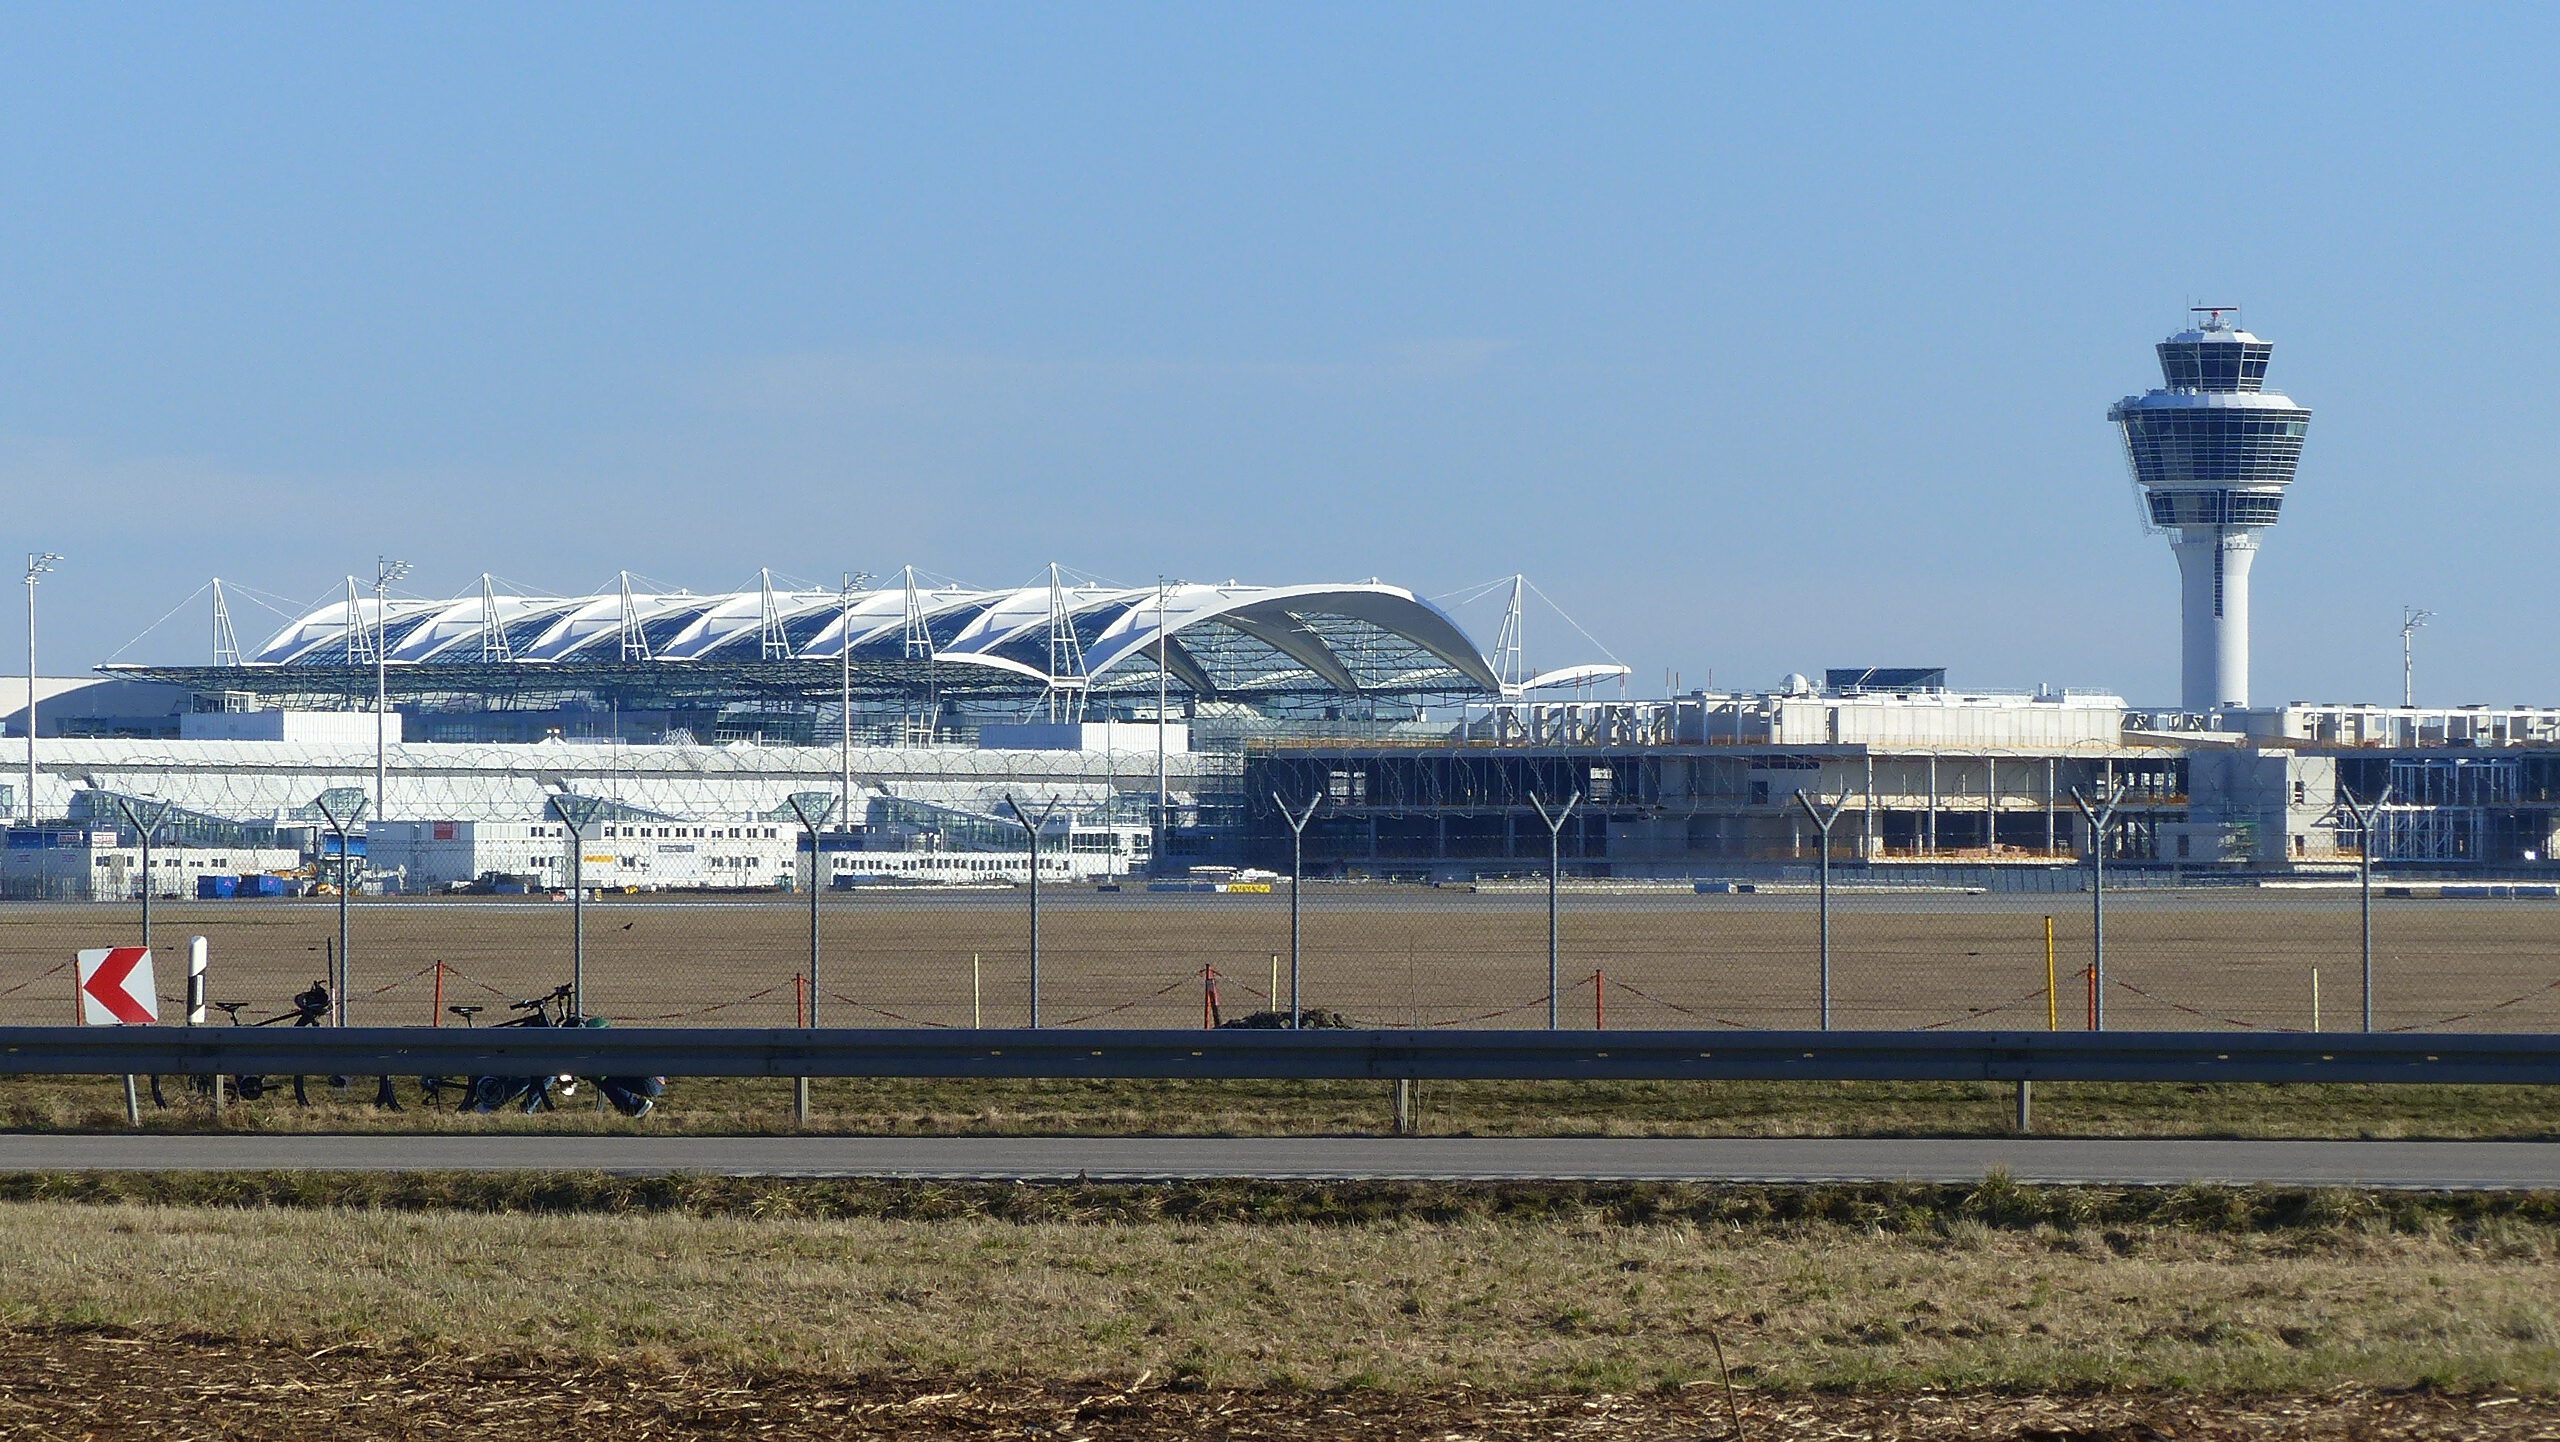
[[76, 947, 158, 1026]]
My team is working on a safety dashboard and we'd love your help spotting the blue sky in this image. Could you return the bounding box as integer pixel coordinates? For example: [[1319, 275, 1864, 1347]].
[[3, 4, 2555, 706]]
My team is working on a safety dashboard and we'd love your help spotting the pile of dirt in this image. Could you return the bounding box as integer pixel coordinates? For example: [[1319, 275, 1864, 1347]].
[[0, 1325, 2550, 1440]]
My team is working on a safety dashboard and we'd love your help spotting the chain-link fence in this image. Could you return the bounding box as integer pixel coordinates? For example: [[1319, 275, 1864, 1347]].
[[7, 875, 2560, 1036]]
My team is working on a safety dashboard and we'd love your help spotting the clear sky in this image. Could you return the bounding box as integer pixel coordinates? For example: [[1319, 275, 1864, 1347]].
[[4, 4, 2555, 707]]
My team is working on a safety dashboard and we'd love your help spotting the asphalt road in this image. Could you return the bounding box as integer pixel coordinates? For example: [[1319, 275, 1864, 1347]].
[[3, 1134, 2558, 1188]]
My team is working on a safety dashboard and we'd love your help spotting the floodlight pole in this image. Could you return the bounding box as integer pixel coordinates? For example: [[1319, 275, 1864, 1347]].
[[840, 574, 856, 825], [1527, 790, 1580, 1030], [1272, 792, 1322, 1026], [372, 558, 409, 826], [23, 552, 58, 823], [2069, 784, 2128, 1030], [2337, 783, 2394, 1033], [1154, 579, 1169, 875], [2400, 607, 2432, 709], [1003, 795, 1061, 1026], [1794, 790, 1852, 1030]]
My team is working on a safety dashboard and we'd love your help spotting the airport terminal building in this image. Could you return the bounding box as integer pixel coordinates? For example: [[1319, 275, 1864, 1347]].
[[11, 321, 2560, 890]]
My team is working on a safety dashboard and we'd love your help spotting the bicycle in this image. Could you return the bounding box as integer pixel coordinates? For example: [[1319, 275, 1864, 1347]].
[[423, 984, 665, 1117], [150, 982, 348, 1108], [417, 985, 565, 1107]]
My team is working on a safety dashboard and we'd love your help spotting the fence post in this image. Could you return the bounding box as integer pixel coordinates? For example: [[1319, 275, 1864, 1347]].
[[311, 792, 366, 1025], [1528, 791, 1580, 1030], [1793, 790, 1850, 1030], [784, 794, 837, 1127], [1002, 795, 1060, 1027], [2043, 915, 2057, 1032], [2068, 784, 2126, 1031], [105, 794, 170, 1127], [1272, 792, 1321, 1026], [2337, 783, 2393, 1034], [205, 937, 225, 1114], [547, 796, 601, 1021]]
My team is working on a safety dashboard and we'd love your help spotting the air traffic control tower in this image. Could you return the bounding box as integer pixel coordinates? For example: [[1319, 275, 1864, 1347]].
[[2109, 309, 2312, 713]]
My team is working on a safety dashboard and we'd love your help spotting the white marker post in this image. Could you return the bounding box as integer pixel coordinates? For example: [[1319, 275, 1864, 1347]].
[[189, 935, 224, 1112], [187, 936, 208, 1026]]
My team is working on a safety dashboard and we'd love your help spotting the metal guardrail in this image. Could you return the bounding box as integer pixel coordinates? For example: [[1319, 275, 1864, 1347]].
[[2, 1027, 2557, 1086]]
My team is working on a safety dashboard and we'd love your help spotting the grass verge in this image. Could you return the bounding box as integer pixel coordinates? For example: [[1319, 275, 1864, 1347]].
[[7, 1072, 2559, 1139], [0, 1175, 2557, 1395]]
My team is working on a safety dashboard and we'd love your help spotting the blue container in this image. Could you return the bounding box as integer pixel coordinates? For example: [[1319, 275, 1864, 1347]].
[[196, 874, 240, 899]]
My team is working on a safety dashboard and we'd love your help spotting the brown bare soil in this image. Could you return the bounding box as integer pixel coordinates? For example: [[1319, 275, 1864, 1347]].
[[0, 1326, 2552, 1440], [5, 890, 2558, 1034]]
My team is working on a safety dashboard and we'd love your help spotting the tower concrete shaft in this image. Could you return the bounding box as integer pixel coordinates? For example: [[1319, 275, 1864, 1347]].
[[2172, 530, 2255, 713], [2109, 310, 2310, 713]]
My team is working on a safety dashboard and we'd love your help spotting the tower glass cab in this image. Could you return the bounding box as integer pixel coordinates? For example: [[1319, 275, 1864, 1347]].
[[2108, 309, 2311, 713]]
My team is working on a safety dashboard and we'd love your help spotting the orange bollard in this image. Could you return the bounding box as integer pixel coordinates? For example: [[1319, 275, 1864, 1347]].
[[1593, 969, 1605, 1030], [2084, 964, 2098, 1032], [431, 961, 445, 1027], [794, 974, 807, 1028]]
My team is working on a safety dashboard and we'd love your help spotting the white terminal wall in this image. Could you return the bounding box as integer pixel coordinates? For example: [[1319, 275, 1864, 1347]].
[[0, 838, 302, 901], [977, 721, 1189, 753], [1766, 694, 2127, 748], [2, 737, 1219, 827], [367, 818, 797, 893], [367, 818, 1124, 892], [180, 710, 404, 744]]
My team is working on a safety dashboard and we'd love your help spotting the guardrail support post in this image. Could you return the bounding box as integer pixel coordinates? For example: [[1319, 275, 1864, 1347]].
[[1392, 1078, 1416, 1135], [2013, 1078, 2032, 1133]]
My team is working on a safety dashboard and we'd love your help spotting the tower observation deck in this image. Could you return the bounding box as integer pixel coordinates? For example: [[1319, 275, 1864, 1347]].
[[2108, 309, 2311, 712]]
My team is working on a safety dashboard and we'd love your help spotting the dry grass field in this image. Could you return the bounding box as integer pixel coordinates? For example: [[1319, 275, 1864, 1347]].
[[4, 889, 2559, 1035], [1, 1177, 2558, 1439]]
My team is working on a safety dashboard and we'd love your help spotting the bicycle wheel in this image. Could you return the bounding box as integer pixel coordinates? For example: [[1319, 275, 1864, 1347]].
[[468, 1076, 528, 1113]]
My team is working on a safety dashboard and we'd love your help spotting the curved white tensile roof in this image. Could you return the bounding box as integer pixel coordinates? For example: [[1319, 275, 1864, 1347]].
[[243, 576, 1505, 696]]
